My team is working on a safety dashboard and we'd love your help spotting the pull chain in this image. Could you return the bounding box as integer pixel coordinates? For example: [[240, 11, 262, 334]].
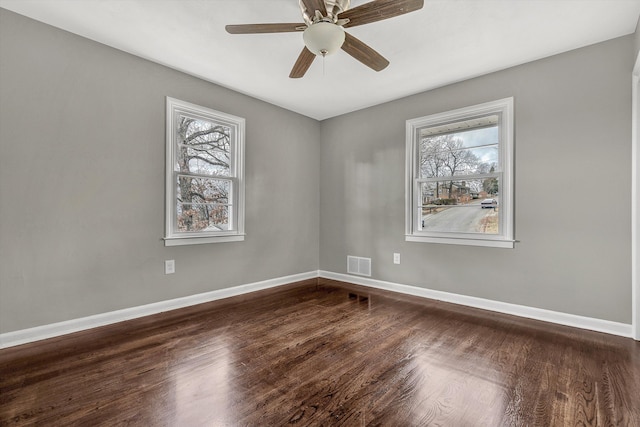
[[320, 49, 327, 77]]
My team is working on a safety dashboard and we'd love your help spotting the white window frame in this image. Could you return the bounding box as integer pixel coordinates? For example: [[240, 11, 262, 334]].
[[164, 97, 245, 246], [405, 97, 514, 248]]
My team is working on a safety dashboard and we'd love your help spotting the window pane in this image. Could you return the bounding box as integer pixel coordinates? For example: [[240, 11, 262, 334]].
[[419, 125, 499, 178], [420, 205, 499, 234], [177, 176, 230, 205], [176, 115, 231, 176], [177, 204, 229, 232], [419, 178, 500, 234]]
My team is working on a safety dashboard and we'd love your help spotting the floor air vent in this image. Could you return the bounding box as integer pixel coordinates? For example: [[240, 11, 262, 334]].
[[347, 256, 371, 277]]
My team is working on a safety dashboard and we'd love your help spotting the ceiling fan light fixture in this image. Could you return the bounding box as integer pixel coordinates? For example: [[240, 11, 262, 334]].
[[303, 22, 345, 56]]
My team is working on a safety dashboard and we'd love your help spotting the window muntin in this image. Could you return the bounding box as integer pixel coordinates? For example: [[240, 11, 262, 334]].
[[406, 98, 513, 248], [165, 98, 245, 245]]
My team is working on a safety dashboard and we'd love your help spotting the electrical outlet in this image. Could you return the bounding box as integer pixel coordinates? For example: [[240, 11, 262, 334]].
[[165, 259, 175, 274], [393, 253, 400, 264]]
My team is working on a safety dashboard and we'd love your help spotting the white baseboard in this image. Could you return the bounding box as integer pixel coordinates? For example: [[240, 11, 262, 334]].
[[319, 271, 634, 338], [0, 271, 318, 349], [2, 269, 633, 349]]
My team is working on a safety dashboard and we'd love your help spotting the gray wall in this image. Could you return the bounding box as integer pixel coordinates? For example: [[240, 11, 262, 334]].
[[0, 9, 320, 333], [320, 35, 634, 324], [1, 8, 636, 334], [635, 15, 640, 59]]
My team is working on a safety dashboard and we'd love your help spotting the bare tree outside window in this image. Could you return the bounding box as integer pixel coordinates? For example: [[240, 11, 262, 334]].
[[419, 133, 487, 201], [176, 117, 231, 232]]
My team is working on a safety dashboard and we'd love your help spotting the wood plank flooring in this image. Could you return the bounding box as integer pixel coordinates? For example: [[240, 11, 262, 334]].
[[1, 278, 639, 426]]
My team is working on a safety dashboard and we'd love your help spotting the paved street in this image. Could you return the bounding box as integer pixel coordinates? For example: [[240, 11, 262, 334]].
[[422, 201, 496, 233]]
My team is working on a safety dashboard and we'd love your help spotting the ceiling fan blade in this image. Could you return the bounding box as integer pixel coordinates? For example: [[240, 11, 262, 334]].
[[341, 32, 389, 72], [301, 0, 328, 17], [341, 0, 424, 28], [290, 47, 316, 78], [226, 23, 306, 34]]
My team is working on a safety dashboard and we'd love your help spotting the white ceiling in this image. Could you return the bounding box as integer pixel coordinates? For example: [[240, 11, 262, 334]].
[[1, 0, 639, 120]]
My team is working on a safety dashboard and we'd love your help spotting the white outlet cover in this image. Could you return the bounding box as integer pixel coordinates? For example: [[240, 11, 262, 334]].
[[165, 259, 175, 274], [393, 253, 400, 264]]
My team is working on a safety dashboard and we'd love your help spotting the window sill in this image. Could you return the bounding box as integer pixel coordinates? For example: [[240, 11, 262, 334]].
[[164, 234, 245, 246], [406, 235, 515, 248]]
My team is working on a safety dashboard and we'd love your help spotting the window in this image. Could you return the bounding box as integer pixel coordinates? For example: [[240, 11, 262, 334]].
[[405, 98, 514, 248], [165, 97, 245, 246]]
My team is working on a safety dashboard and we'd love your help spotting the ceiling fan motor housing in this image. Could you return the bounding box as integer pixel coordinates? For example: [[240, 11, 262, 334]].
[[300, 0, 351, 24]]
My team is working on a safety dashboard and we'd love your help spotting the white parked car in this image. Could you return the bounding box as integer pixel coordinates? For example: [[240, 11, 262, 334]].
[[481, 198, 497, 209]]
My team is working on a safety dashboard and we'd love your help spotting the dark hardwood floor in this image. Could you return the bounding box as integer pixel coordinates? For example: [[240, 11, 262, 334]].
[[1, 278, 639, 426]]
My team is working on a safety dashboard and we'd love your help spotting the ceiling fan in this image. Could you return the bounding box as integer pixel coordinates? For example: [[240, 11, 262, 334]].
[[226, 0, 424, 78]]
